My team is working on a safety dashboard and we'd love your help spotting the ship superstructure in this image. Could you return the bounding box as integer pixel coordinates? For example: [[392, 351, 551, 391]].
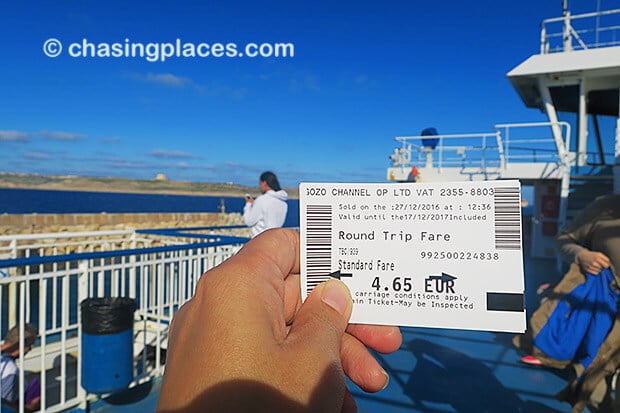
[[388, 2, 620, 257]]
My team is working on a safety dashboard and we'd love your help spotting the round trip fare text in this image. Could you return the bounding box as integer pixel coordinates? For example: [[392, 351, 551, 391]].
[[338, 230, 451, 243]]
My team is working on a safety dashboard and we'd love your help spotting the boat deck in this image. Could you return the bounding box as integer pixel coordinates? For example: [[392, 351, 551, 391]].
[[80, 254, 592, 413]]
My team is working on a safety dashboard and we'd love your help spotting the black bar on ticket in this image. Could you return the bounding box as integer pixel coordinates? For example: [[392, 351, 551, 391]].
[[486, 292, 524, 312]]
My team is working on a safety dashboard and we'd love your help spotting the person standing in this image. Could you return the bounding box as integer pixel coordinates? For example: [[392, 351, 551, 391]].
[[556, 193, 620, 274], [514, 193, 620, 412], [243, 171, 288, 238]]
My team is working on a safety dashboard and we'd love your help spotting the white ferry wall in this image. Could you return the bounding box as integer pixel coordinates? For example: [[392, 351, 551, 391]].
[[387, 3, 620, 258]]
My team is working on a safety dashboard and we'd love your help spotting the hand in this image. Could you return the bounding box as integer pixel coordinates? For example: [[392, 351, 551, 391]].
[[576, 249, 611, 274], [25, 396, 41, 412], [4, 397, 40, 413], [156, 228, 401, 413], [245, 194, 254, 204]]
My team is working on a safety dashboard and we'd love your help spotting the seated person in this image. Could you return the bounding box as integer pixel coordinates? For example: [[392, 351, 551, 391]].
[[1, 324, 40, 412]]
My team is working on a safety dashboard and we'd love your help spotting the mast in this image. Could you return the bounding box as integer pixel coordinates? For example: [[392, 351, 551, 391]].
[[563, 0, 572, 52]]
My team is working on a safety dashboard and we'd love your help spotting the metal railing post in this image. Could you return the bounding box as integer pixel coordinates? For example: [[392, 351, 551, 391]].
[[8, 239, 17, 329], [563, 6, 573, 52], [540, 23, 548, 54], [77, 259, 89, 409], [496, 129, 506, 170], [39, 278, 47, 413], [0, 229, 247, 413], [18, 283, 25, 413]]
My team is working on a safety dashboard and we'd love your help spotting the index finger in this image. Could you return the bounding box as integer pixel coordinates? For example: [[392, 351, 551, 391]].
[[194, 228, 300, 340], [597, 252, 611, 268], [233, 228, 300, 280]]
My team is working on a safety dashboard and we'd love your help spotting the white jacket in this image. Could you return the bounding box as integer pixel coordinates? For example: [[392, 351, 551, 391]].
[[243, 190, 288, 237], [1, 355, 18, 403]]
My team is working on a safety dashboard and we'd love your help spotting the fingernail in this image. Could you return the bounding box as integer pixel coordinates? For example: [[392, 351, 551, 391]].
[[321, 281, 349, 315], [380, 370, 390, 391]]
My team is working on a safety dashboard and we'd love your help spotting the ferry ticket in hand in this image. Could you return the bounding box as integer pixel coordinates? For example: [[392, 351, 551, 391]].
[[300, 181, 525, 333]]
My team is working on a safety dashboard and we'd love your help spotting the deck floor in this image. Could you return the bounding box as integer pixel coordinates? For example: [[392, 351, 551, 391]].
[[84, 255, 590, 413], [352, 326, 577, 412], [350, 254, 586, 413]]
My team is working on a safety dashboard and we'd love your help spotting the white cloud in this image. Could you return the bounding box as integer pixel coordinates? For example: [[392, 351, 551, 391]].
[[102, 157, 152, 170], [136, 72, 193, 88], [0, 130, 29, 142], [352, 73, 378, 90], [23, 151, 52, 160], [131, 72, 248, 99], [41, 131, 87, 141], [289, 74, 320, 93], [198, 82, 247, 100], [148, 149, 197, 159]]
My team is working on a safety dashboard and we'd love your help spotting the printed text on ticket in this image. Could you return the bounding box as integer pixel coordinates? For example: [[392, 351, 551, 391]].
[[300, 181, 526, 333]]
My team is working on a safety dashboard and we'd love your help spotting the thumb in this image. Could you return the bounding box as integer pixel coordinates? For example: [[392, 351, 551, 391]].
[[287, 279, 353, 351], [284, 281, 353, 412]]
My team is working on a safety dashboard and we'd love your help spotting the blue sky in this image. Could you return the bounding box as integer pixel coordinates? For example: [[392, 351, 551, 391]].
[[0, 1, 615, 187]]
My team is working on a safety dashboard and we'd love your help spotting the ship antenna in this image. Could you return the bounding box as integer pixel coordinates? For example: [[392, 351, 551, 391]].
[[562, 0, 572, 51]]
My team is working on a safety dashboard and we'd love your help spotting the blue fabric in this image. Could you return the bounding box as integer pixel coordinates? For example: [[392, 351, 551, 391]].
[[534, 268, 619, 372]]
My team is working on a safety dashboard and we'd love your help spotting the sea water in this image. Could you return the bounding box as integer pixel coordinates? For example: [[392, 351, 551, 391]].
[[0, 188, 300, 227], [0, 188, 300, 336]]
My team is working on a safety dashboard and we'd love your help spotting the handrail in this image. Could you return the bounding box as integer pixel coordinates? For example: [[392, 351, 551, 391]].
[[0, 230, 134, 242], [0, 228, 248, 413], [495, 121, 571, 168], [395, 132, 498, 142], [0, 237, 247, 271], [389, 122, 570, 172], [540, 8, 620, 53], [137, 224, 247, 233]]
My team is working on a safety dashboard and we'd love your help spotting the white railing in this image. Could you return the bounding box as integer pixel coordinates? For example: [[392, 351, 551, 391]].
[[0, 230, 151, 264], [389, 122, 571, 174], [495, 122, 572, 167], [0, 228, 248, 413], [541, 8, 620, 53]]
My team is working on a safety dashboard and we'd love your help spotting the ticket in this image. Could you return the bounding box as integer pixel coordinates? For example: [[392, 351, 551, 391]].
[[300, 180, 525, 333]]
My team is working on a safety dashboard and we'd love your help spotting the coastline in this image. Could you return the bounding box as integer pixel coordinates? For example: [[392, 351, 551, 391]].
[[0, 173, 299, 236], [0, 172, 300, 198]]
